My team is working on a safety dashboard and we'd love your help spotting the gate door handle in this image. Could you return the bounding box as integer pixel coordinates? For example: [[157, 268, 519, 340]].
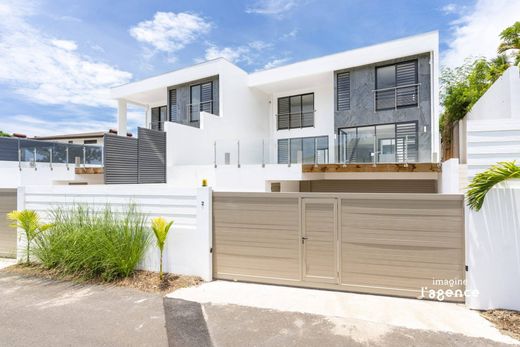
[[302, 237, 308, 244]]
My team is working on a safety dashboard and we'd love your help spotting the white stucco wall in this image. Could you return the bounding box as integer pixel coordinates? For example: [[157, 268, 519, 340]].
[[17, 185, 213, 281], [466, 180, 520, 311], [439, 158, 460, 193]]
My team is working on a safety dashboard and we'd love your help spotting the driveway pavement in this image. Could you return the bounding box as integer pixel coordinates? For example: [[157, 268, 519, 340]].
[[166, 280, 519, 347], [0, 272, 168, 347]]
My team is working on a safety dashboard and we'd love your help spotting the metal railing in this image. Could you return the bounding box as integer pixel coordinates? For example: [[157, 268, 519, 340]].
[[276, 111, 315, 130], [373, 83, 420, 111], [0, 137, 103, 171], [187, 100, 215, 123]]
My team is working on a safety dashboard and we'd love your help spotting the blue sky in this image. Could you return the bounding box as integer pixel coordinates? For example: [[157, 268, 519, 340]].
[[0, 0, 518, 136]]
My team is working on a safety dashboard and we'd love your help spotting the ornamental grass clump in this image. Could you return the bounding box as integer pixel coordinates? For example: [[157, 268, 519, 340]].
[[466, 161, 520, 211], [33, 204, 150, 281]]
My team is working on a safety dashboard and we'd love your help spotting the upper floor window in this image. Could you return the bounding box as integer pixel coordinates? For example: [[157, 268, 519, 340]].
[[375, 60, 418, 111], [168, 89, 177, 122], [277, 93, 314, 130], [151, 106, 167, 131], [336, 72, 350, 111], [190, 82, 213, 122]]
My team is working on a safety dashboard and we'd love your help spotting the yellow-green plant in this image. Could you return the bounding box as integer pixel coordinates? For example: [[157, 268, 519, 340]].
[[7, 210, 53, 263], [466, 161, 520, 211], [151, 217, 173, 280]]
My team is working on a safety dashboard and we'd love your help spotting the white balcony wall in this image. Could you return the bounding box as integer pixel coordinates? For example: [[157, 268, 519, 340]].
[[165, 61, 270, 167]]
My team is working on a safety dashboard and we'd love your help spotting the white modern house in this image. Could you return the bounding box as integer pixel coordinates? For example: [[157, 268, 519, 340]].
[[112, 31, 442, 193]]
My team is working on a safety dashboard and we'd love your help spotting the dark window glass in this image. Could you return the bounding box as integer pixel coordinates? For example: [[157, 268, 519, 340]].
[[277, 93, 314, 130], [376, 65, 396, 89], [83, 139, 97, 144], [277, 136, 328, 164]]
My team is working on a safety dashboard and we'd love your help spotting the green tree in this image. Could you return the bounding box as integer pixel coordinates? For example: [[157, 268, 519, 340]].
[[7, 210, 53, 263], [0, 130, 10, 137], [498, 21, 520, 66], [151, 217, 173, 280]]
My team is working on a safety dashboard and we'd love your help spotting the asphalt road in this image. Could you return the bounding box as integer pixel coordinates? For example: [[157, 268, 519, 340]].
[[0, 272, 168, 347]]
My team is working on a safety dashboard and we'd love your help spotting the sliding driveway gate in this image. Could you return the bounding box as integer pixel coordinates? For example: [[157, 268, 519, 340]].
[[213, 192, 465, 301]]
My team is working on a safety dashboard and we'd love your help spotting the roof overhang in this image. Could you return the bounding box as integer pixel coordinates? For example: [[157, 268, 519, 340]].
[[248, 31, 439, 93]]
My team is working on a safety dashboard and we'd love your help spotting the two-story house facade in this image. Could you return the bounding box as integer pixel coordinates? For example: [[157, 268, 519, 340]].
[[111, 31, 440, 192]]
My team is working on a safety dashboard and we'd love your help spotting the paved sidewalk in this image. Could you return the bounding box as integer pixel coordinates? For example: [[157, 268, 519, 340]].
[[166, 280, 518, 346], [0, 272, 168, 347], [0, 257, 16, 270]]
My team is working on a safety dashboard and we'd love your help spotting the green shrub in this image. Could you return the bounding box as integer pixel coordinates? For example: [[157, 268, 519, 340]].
[[33, 204, 150, 281], [466, 161, 520, 211]]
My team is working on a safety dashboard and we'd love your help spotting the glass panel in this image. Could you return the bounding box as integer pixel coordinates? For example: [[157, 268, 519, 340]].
[[85, 146, 103, 165], [316, 136, 328, 164], [190, 85, 201, 122], [278, 139, 289, 164], [302, 137, 315, 164], [290, 138, 302, 164], [289, 96, 301, 128], [376, 65, 396, 89], [151, 107, 160, 130], [301, 94, 314, 127], [68, 144, 84, 164], [375, 124, 396, 163], [339, 128, 357, 163], [52, 143, 68, 163], [353, 126, 375, 163]]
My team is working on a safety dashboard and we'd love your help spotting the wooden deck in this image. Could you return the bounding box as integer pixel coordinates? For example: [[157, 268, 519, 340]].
[[75, 167, 104, 174], [302, 163, 441, 173]]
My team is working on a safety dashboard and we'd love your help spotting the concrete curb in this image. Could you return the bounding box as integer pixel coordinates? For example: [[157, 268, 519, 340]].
[[163, 297, 213, 347]]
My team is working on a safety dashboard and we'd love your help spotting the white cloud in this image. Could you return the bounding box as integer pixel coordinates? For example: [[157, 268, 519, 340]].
[[263, 57, 291, 69], [443, 0, 520, 67], [129, 12, 211, 52], [0, 1, 132, 108], [246, 0, 299, 15], [51, 39, 77, 51], [203, 41, 273, 64]]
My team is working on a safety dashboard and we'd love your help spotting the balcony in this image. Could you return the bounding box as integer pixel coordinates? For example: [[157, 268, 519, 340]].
[[150, 100, 217, 131], [373, 83, 420, 111], [0, 137, 103, 169]]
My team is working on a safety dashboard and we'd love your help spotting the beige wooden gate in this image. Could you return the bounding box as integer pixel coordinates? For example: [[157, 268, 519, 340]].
[[213, 192, 465, 301], [0, 189, 17, 258]]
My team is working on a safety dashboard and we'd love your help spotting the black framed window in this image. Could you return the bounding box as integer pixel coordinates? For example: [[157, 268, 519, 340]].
[[375, 60, 418, 110], [278, 135, 328, 164], [277, 93, 314, 130], [338, 121, 418, 164], [336, 72, 350, 111], [83, 139, 97, 144], [190, 82, 213, 122], [151, 106, 167, 131], [168, 89, 177, 122]]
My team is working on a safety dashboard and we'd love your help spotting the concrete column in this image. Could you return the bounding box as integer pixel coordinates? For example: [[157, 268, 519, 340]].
[[145, 105, 151, 129], [117, 99, 127, 136]]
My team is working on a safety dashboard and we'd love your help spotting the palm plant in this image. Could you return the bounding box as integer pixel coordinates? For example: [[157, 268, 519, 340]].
[[498, 21, 520, 66], [7, 210, 53, 263], [151, 217, 173, 280], [466, 161, 520, 211]]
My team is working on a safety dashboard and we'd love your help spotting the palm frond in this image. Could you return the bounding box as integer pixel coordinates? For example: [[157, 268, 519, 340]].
[[466, 161, 520, 211]]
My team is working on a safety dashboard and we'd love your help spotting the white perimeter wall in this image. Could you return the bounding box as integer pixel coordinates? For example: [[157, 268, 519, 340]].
[[16, 185, 212, 281], [466, 180, 520, 310]]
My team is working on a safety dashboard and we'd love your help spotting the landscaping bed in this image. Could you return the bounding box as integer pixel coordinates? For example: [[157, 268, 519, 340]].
[[481, 310, 520, 341], [1, 263, 202, 294]]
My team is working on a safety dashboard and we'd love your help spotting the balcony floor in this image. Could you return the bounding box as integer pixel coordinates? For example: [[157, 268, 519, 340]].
[[302, 163, 440, 173]]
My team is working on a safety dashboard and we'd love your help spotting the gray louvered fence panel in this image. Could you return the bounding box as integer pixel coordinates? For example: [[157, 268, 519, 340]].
[[103, 134, 138, 184], [0, 137, 19, 161], [138, 127, 166, 184]]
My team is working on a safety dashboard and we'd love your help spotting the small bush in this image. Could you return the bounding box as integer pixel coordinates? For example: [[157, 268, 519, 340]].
[[33, 204, 150, 281]]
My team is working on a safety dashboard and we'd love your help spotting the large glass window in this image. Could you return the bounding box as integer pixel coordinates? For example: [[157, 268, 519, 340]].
[[338, 122, 418, 164], [277, 93, 314, 130], [375, 60, 418, 110], [278, 136, 328, 164]]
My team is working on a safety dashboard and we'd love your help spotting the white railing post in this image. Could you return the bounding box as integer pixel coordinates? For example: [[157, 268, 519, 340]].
[[17, 138, 21, 171], [237, 140, 241, 168], [49, 147, 53, 171], [213, 141, 217, 168], [33, 147, 37, 171], [262, 139, 265, 168], [66, 147, 69, 171], [372, 135, 377, 167]]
